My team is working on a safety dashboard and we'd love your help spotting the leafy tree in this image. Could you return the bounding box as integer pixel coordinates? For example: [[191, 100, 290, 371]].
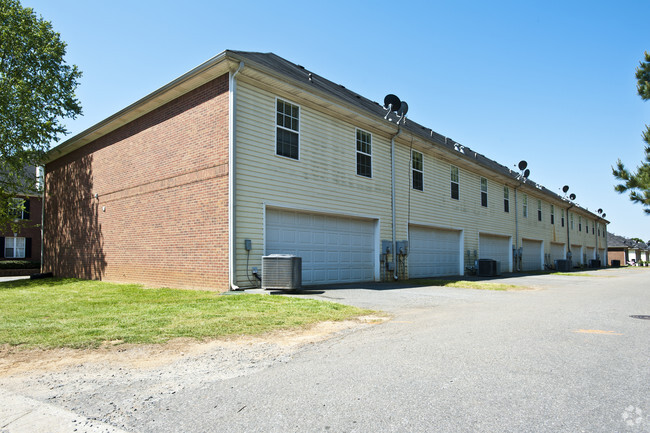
[[0, 0, 82, 230], [613, 52, 650, 214]]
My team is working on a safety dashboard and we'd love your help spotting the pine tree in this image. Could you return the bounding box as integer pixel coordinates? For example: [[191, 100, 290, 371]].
[[613, 52, 650, 214]]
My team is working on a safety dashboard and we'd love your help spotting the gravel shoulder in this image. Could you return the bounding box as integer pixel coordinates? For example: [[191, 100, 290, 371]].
[[0, 316, 385, 431]]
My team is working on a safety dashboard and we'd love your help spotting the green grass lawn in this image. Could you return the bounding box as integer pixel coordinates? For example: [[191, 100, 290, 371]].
[[0, 278, 373, 349]]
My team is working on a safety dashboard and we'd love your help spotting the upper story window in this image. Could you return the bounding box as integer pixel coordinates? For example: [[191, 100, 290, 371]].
[[586, 220, 589, 233], [561, 209, 565, 227], [570, 213, 574, 230], [537, 199, 542, 221], [412, 150, 423, 191], [480, 178, 488, 207], [522, 194, 528, 218], [503, 186, 510, 212], [276, 99, 299, 160], [9, 198, 30, 220], [550, 205, 555, 225], [3, 237, 26, 259], [578, 216, 582, 232], [450, 166, 459, 200], [356, 129, 372, 178]]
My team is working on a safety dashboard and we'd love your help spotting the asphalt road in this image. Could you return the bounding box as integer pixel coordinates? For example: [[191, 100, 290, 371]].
[[133, 268, 649, 432], [4, 268, 650, 432]]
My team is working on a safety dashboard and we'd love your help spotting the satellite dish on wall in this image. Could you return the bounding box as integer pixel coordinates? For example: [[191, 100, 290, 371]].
[[523, 169, 530, 178], [602, 213, 606, 218], [569, 193, 576, 201], [562, 185, 570, 193], [518, 160, 528, 171], [597, 208, 603, 214], [383, 94, 401, 112]]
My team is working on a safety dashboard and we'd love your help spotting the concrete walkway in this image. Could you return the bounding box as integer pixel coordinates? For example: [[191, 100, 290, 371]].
[[0, 389, 131, 433]]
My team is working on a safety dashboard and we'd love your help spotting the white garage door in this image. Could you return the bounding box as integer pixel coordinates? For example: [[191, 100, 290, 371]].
[[598, 248, 606, 261], [522, 239, 543, 271], [571, 245, 583, 264], [265, 209, 376, 285], [585, 247, 595, 261], [550, 242, 565, 262], [479, 234, 511, 272], [408, 225, 462, 278]]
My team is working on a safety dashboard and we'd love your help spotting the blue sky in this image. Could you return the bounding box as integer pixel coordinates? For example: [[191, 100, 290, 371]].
[[25, 0, 650, 241]]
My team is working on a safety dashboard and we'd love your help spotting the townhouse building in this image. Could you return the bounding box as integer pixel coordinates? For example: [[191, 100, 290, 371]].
[[43, 51, 609, 290]]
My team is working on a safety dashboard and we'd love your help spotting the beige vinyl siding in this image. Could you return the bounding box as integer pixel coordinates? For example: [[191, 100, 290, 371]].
[[234, 81, 392, 285], [233, 78, 604, 283], [397, 144, 516, 272]]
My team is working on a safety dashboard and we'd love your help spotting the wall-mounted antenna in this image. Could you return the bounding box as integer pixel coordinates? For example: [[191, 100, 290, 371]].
[[515, 160, 530, 183], [383, 94, 401, 120], [396, 101, 408, 125]]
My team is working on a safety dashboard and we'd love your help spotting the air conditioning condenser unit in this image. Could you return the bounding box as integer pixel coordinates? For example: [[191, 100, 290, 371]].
[[262, 254, 302, 291]]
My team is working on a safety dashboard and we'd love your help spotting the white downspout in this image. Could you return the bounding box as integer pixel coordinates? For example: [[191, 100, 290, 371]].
[[228, 61, 244, 291], [390, 127, 401, 280], [514, 186, 519, 271], [39, 166, 45, 274]]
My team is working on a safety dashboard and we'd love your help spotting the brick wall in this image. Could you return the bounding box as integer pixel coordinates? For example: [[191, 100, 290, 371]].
[[1, 196, 42, 263], [607, 250, 626, 266], [44, 74, 230, 291]]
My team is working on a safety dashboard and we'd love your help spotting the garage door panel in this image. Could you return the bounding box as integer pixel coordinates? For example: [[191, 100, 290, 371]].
[[522, 239, 543, 271], [550, 243, 565, 262], [479, 234, 510, 271], [266, 209, 375, 285], [409, 226, 461, 278]]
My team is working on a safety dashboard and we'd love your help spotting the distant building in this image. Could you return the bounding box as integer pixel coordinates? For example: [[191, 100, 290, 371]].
[[607, 233, 649, 265], [1, 166, 42, 263]]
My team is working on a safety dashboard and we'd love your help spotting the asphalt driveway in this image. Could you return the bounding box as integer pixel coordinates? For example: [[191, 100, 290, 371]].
[[2, 268, 649, 433]]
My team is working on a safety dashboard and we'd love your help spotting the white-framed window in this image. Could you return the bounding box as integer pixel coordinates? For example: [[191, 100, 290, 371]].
[[503, 186, 509, 212], [356, 129, 372, 178], [550, 205, 555, 225], [578, 216, 582, 232], [570, 213, 574, 230], [412, 150, 423, 191], [586, 220, 589, 233], [522, 194, 528, 218], [480, 178, 488, 207], [451, 166, 459, 200], [561, 209, 565, 227], [9, 197, 29, 220], [4, 237, 25, 259], [537, 199, 542, 222], [276, 98, 300, 160]]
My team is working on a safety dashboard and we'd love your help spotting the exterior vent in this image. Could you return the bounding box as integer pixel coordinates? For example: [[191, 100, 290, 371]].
[[476, 259, 497, 277], [262, 255, 302, 290]]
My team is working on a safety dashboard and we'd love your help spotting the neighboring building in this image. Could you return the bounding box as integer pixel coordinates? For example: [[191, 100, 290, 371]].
[[1, 167, 43, 264], [42, 51, 610, 291], [607, 233, 649, 265]]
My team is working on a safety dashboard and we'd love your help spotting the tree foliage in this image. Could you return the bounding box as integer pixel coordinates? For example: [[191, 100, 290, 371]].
[[613, 51, 650, 214], [0, 0, 81, 230]]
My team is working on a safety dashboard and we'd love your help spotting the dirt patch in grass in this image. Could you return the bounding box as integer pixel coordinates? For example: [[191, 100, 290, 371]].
[[0, 315, 388, 377]]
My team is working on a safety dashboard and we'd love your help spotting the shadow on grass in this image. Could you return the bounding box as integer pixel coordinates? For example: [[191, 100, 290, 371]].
[[0, 277, 83, 290]]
